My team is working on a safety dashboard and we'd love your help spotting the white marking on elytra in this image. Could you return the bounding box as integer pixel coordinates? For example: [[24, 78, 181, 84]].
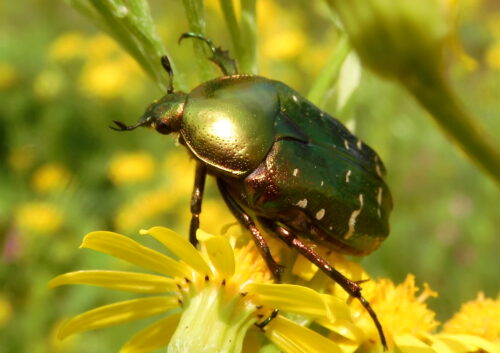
[[329, 226, 333, 230], [343, 194, 364, 240], [293, 168, 299, 176], [320, 180, 324, 187], [375, 163, 383, 177], [377, 187, 383, 206], [377, 208, 382, 218], [344, 139, 350, 150], [296, 199, 308, 208], [274, 121, 278, 127], [315, 208, 325, 220], [356, 139, 362, 150], [292, 95, 299, 103], [320, 112, 324, 118], [345, 170, 352, 183]]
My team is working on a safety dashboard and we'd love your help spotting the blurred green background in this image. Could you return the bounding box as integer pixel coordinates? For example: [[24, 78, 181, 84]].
[[0, 1, 499, 352]]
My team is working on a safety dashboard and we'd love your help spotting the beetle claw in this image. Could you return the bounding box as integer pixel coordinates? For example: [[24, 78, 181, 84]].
[[110, 120, 129, 131]]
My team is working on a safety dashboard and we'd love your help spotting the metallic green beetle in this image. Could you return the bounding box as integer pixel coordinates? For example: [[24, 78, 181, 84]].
[[112, 33, 392, 348]]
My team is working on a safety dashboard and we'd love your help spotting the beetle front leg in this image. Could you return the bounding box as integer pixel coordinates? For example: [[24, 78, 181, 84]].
[[269, 224, 388, 350], [216, 179, 283, 282], [189, 163, 207, 246]]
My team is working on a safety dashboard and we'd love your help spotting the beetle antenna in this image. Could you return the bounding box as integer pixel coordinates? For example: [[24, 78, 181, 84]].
[[110, 120, 145, 131], [161, 55, 175, 94]]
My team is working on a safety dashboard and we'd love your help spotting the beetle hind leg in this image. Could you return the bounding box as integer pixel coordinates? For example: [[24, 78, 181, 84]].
[[263, 221, 388, 350]]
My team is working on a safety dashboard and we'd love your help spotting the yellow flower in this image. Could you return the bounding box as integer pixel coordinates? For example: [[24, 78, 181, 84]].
[[79, 56, 143, 99], [443, 292, 500, 344], [78, 34, 144, 99], [49, 31, 87, 62], [33, 69, 65, 100], [0, 62, 18, 89], [263, 29, 306, 60], [326, 271, 498, 353], [31, 163, 72, 193], [0, 293, 13, 328], [113, 190, 178, 231], [15, 202, 63, 234], [486, 42, 500, 70], [50, 227, 354, 353], [108, 152, 156, 186]]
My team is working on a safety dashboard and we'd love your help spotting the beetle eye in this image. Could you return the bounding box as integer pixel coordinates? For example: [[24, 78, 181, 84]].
[[154, 119, 171, 134]]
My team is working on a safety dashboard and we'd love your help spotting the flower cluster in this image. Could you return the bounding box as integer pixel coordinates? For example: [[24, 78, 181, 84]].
[[50, 227, 500, 353]]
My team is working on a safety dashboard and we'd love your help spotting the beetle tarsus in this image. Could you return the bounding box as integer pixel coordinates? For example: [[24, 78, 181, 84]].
[[178, 32, 238, 76], [255, 309, 279, 330]]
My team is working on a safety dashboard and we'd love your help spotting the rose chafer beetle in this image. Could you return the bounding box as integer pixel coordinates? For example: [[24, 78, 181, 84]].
[[112, 33, 393, 348]]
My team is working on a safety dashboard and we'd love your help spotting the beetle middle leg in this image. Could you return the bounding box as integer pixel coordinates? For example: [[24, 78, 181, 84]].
[[189, 163, 207, 246], [265, 222, 388, 350], [216, 179, 283, 282]]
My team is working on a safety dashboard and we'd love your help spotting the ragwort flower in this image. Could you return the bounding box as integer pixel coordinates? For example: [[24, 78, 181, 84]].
[[49, 227, 353, 353]]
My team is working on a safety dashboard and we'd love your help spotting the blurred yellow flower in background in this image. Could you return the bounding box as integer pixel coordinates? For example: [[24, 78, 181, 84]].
[[33, 69, 65, 100], [14, 202, 63, 234], [31, 163, 72, 193], [113, 190, 178, 232], [486, 43, 500, 70], [0, 294, 13, 329], [263, 29, 306, 60], [0, 62, 18, 89], [49, 31, 87, 62], [108, 152, 156, 186]]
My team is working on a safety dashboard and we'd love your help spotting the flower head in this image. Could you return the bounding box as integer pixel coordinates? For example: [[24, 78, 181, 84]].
[[50, 227, 354, 353]]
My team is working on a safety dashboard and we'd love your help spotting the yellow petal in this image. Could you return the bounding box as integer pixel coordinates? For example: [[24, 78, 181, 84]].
[[120, 313, 181, 353], [49, 270, 178, 293], [315, 319, 366, 342], [436, 334, 499, 353], [265, 316, 343, 353], [81, 231, 191, 278], [394, 334, 434, 353], [58, 296, 179, 339], [246, 283, 350, 322], [140, 227, 212, 276], [202, 234, 235, 278]]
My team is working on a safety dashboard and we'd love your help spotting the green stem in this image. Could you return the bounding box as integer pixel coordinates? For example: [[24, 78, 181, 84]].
[[182, 0, 217, 81], [219, 0, 243, 65], [168, 285, 255, 353], [239, 0, 258, 74], [403, 72, 500, 184], [307, 35, 351, 109]]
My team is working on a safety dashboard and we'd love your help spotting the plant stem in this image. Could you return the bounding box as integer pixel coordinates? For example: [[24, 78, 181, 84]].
[[182, 0, 217, 81], [239, 0, 258, 74], [307, 35, 351, 109], [403, 72, 500, 184]]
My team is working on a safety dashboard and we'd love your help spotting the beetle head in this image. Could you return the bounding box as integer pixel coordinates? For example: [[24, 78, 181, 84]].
[[111, 55, 187, 135], [111, 92, 187, 134]]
